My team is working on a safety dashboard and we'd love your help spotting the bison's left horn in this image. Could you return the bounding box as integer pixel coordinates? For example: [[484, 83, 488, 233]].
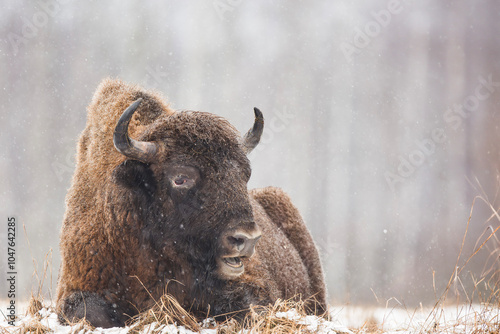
[[114, 98, 159, 163], [241, 108, 264, 154]]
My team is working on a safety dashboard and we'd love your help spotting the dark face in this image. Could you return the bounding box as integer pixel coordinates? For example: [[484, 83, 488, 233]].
[[113, 108, 263, 280], [158, 153, 261, 279]]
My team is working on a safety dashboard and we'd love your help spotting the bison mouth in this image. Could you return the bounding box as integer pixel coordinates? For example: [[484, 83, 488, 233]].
[[217, 228, 261, 279], [223, 256, 243, 268], [217, 255, 246, 279]]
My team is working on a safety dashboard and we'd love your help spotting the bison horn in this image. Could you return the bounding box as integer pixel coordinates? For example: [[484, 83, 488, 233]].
[[241, 108, 264, 154], [113, 98, 159, 163]]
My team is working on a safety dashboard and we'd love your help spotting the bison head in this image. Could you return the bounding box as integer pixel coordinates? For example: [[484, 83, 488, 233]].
[[112, 98, 263, 280]]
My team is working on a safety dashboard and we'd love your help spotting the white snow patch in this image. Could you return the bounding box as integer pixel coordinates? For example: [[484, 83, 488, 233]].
[[330, 303, 500, 333], [275, 308, 353, 333]]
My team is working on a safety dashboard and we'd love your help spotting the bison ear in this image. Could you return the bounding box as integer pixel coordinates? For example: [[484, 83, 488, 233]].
[[112, 160, 157, 196]]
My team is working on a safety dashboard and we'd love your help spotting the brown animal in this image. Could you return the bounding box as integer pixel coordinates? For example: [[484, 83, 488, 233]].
[[56, 78, 326, 328]]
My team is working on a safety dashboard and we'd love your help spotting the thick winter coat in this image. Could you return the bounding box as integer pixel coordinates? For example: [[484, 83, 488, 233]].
[[56, 79, 326, 328]]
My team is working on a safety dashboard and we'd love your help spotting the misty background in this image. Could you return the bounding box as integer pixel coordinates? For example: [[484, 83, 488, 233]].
[[1, 1, 500, 307]]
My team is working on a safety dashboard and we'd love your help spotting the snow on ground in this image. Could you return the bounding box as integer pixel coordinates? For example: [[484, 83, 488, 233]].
[[1, 300, 498, 333], [330, 303, 500, 333]]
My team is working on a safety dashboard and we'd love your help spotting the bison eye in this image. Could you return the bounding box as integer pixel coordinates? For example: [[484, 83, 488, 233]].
[[171, 175, 196, 189], [167, 166, 199, 191], [174, 176, 188, 186]]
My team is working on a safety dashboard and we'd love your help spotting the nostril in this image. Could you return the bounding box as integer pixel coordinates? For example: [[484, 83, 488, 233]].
[[224, 229, 261, 258], [228, 236, 246, 251]]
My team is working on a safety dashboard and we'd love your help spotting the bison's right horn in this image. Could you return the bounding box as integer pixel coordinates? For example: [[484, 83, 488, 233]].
[[241, 108, 264, 154], [113, 98, 159, 163]]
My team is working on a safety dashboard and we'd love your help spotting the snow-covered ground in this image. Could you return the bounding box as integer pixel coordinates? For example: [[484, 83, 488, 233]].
[[1, 300, 498, 333], [330, 303, 500, 333]]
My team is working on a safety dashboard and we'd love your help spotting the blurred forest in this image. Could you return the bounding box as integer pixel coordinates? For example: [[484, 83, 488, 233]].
[[1, 1, 500, 306]]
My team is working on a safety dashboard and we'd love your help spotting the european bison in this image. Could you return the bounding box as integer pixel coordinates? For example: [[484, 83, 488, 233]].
[[56, 78, 326, 328]]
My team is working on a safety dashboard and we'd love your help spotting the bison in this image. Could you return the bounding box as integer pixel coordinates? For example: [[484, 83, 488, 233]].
[[56, 78, 326, 328]]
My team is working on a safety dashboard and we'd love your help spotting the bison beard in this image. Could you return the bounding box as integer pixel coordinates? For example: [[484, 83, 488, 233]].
[[56, 78, 327, 328]]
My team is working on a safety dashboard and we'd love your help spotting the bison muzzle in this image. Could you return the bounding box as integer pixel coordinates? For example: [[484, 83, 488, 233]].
[[56, 79, 326, 328]]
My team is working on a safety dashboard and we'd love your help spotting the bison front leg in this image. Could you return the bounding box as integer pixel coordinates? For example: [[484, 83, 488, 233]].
[[58, 291, 126, 328]]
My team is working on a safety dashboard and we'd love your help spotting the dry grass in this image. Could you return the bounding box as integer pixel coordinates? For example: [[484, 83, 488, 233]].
[[15, 323, 51, 334], [352, 316, 382, 334], [216, 298, 330, 334], [124, 295, 335, 334], [26, 294, 44, 319], [418, 190, 500, 333], [128, 293, 201, 333]]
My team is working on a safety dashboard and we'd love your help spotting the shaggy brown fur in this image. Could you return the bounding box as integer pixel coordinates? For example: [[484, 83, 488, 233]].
[[56, 78, 326, 328]]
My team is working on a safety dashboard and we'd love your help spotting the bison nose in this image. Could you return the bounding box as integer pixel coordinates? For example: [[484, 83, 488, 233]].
[[224, 227, 261, 257], [227, 233, 261, 258]]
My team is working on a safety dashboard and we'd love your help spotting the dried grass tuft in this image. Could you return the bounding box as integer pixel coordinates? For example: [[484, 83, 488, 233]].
[[128, 293, 200, 333], [26, 295, 44, 318], [17, 322, 51, 334], [124, 296, 333, 334], [216, 297, 334, 334]]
